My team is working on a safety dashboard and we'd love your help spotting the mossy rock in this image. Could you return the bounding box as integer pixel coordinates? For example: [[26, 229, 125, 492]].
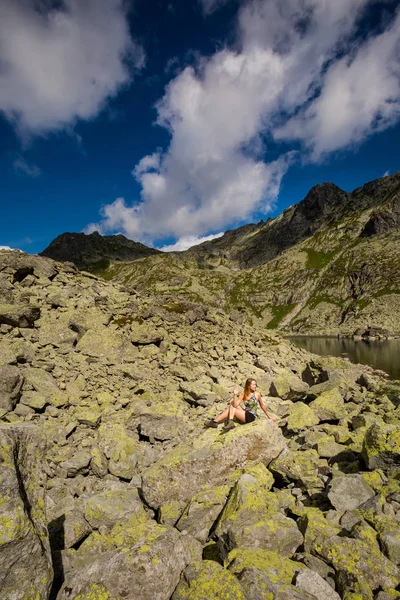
[[176, 485, 231, 543], [171, 561, 246, 600], [215, 474, 303, 557], [228, 547, 306, 584], [363, 423, 400, 469], [269, 449, 325, 495], [310, 388, 344, 422], [287, 402, 319, 432], [141, 421, 286, 510], [58, 526, 202, 600]]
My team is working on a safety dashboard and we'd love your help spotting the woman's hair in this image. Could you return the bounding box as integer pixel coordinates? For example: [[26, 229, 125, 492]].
[[243, 378, 256, 398]]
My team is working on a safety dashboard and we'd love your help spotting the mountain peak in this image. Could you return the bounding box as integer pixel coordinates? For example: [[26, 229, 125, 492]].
[[40, 231, 160, 271]]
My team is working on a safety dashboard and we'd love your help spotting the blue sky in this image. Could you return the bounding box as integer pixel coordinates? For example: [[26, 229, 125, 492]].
[[1, 0, 399, 254]]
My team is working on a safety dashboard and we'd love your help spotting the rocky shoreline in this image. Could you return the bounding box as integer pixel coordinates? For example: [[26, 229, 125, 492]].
[[1, 250, 400, 600]]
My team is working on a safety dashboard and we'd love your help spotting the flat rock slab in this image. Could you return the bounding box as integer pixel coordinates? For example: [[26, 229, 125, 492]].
[[328, 475, 375, 511], [141, 420, 286, 510], [296, 569, 340, 600]]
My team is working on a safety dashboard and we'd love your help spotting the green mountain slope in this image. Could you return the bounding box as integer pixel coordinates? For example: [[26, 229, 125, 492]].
[[48, 172, 400, 335]]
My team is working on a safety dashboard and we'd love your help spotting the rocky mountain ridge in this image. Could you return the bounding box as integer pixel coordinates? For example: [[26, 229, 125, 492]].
[[1, 250, 400, 599], [65, 172, 400, 335], [40, 230, 160, 271]]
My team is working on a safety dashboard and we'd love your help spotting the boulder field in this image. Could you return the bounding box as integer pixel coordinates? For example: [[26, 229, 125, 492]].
[[1, 250, 400, 599]]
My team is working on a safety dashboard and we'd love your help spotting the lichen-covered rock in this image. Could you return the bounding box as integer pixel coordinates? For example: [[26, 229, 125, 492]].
[[309, 388, 344, 422], [141, 421, 286, 510], [287, 402, 319, 431], [270, 371, 309, 400], [328, 475, 375, 511], [0, 364, 23, 414], [97, 421, 138, 480], [363, 423, 400, 469], [0, 424, 53, 600], [171, 560, 246, 600], [76, 326, 136, 363], [228, 547, 306, 588], [176, 484, 231, 543], [48, 506, 92, 550], [84, 486, 149, 530], [74, 406, 102, 428], [299, 508, 400, 592], [269, 449, 325, 495], [60, 450, 92, 477], [90, 446, 108, 478], [215, 472, 303, 557], [58, 525, 201, 600], [295, 569, 341, 600], [0, 302, 40, 328], [140, 412, 182, 441]]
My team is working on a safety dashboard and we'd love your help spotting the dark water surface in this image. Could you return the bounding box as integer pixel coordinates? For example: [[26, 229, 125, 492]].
[[288, 336, 400, 380]]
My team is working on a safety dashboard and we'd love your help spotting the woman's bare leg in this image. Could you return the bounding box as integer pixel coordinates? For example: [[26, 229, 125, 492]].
[[229, 407, 246, 423], [214, 408, 229, 423]]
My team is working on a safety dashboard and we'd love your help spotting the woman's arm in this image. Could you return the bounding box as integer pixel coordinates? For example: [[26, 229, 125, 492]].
[[232, 385, 242, 408], [258, 393, 277, 421]]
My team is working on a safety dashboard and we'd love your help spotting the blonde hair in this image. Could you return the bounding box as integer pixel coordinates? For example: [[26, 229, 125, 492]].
[[243, 378, 256, 399]]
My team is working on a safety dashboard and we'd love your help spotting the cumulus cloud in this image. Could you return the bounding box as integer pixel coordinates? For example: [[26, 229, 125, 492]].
[[13, 156, 41, 177], [275, 6, 400, 158], [199, 0, 231, 15], [0, 0, 144, 135], [0, 245, 22, 251], [89, 0, 400, 245], [159, 232, 224, 252]]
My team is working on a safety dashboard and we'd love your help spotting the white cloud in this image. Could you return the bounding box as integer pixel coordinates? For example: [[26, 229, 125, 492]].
[[275, 7, 400, 158], [0, 245, 22, 251], [159, 232, 224, 252], [199, 0, 231, 15], [89, 0, 400, 245], [13, 156, 41, 177], [0, 0, 144, 136]]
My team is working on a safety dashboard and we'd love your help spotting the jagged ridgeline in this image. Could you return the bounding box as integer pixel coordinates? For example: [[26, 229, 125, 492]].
[[41, 171, 400, 335], [1, 249, 400, 599]]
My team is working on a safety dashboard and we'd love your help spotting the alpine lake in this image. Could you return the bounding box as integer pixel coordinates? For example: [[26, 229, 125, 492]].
[[288, 335, 400, 380]]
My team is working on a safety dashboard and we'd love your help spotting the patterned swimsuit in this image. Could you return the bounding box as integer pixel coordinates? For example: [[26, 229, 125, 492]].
[[244, 392, 259, 417]]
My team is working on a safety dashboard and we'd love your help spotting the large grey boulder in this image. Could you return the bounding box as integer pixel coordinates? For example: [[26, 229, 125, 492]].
[[296, 569, 340, 600], [0, 424, 53, 600], [141, 421, 286, 510], [140, 413, 183, 441], [363, 422, 400, 469], [0, 365, 23, 414], [215, 472, 303, 558], [57, 526, 201, 600], [0, 302, 40, 328], [328, 475, 375, 511]]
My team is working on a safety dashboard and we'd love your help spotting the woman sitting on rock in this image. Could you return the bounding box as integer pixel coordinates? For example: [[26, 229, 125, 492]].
[[206, 378, 277, 431]]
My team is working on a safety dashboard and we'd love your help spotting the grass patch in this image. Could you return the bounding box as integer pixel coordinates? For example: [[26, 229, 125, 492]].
[[304, 249, 336, 269], [375, 288, 400, 297], [306, 294, 344, 310], [161, 302, 187, 314], [266, 304, 296, 329]]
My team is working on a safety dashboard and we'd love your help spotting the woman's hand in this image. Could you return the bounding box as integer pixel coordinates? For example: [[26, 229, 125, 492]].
[[233, 385, 240, 396], [269, 414, 278, 422]]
